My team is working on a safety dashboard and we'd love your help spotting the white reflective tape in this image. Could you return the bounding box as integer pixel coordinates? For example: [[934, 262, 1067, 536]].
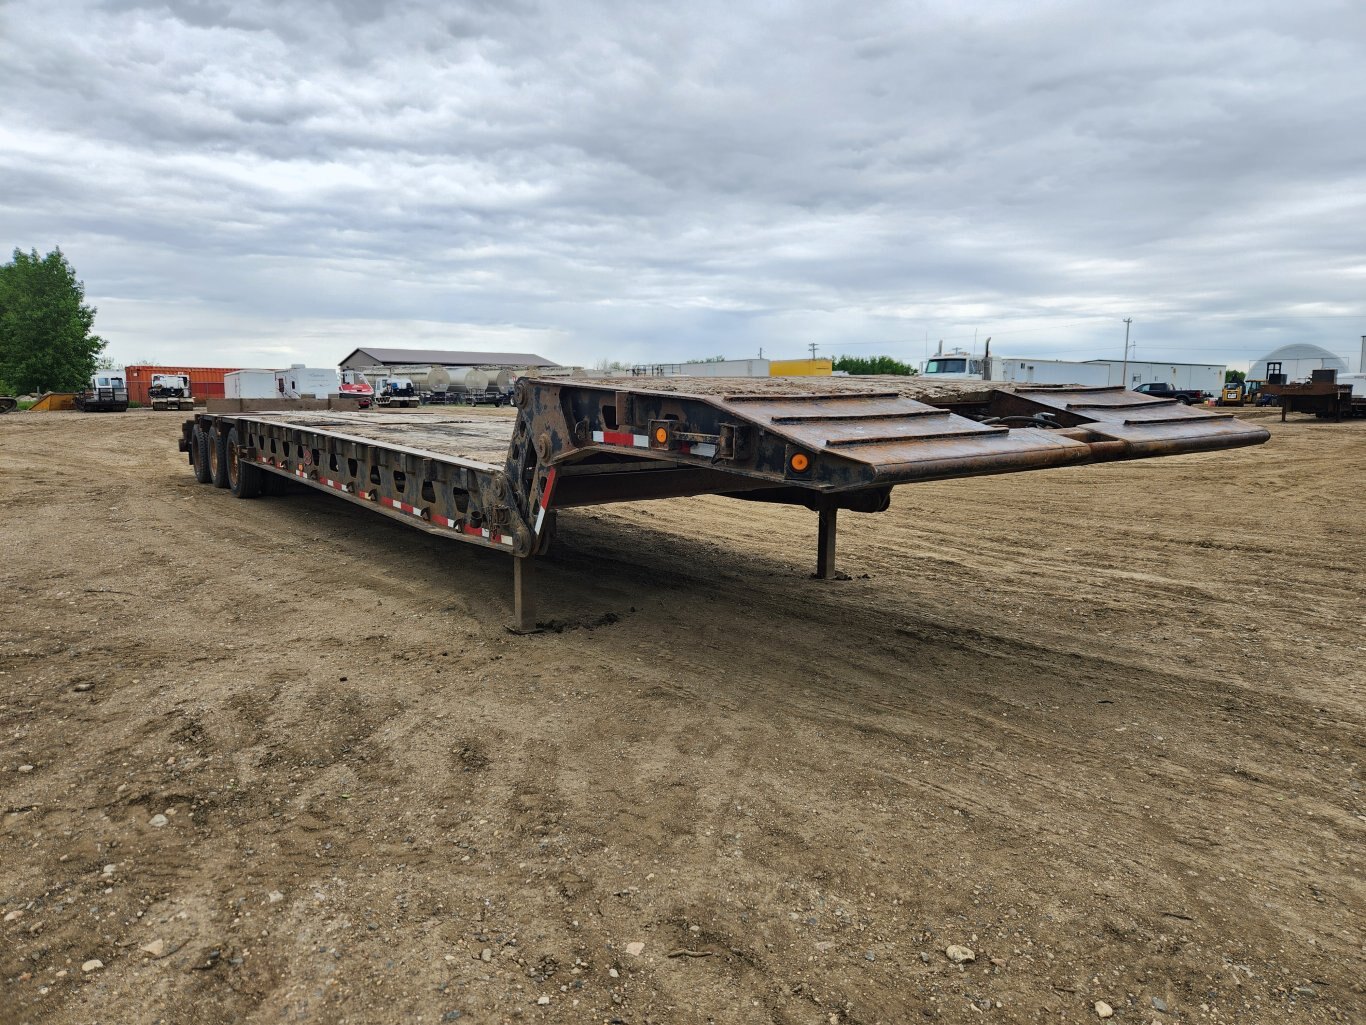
[[591, 429, 650, 448], [534, 505, 547, 534], [691, 443, 718, 458]]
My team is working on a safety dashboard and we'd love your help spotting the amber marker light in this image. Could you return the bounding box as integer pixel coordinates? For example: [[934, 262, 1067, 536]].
[[790, 453, 810, 472], [654, 427, 669, 444]]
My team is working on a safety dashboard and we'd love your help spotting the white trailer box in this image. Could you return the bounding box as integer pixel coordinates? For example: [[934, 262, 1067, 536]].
[[920, 353, 1109, 386], [224, 369, 280, 399], [275, 365, 339, 399], [987, 358, 1110, 386], [677, 359, 770, 377], [1087, 360, 1226, 396]]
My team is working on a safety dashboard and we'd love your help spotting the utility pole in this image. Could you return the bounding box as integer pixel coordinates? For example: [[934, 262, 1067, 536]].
[[1122, 318, 1133, 388], [808, 342, 818, 360]]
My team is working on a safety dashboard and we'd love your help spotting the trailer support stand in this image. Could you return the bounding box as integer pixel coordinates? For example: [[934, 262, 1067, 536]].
[[816, 507, 838, 580], [511, 555, 538, 633]]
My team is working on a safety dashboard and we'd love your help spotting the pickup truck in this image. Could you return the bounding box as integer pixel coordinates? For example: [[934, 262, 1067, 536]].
[[1133, 382, 1206, 404]]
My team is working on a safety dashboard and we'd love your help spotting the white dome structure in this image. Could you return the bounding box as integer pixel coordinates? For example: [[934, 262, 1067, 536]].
[[1248, 343, 1348, 382]]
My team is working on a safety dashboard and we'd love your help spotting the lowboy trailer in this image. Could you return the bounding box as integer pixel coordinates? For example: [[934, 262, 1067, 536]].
[[179, 378, 1269, 630]]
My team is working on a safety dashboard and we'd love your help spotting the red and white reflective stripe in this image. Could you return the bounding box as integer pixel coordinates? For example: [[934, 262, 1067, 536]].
[[246, 457, 511, 546], [462, 524, 515, 547], [434, 515, 508, 547], [379, 496, 428, 519], [591, 429, 649, 448], [534, 467, 558, 535], [589, 431, 717, 459]]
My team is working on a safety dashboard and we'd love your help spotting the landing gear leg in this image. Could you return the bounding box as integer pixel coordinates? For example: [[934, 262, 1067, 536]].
[[816, 506, 839, 580], [511, 555, 539, 633]]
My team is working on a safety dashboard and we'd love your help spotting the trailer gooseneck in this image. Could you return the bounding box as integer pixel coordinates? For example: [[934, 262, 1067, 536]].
[[180, 378, 1269, 630]]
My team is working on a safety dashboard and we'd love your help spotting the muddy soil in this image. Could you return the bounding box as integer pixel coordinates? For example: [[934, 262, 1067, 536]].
[[1, 408, 1362, 1025]]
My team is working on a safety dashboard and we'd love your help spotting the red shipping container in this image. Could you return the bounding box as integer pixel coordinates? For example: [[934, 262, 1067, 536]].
[[124, 365, 240, 406]]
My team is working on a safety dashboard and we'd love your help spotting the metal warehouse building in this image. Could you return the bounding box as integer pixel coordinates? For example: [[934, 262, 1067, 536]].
[[339, 347, 560, 371]]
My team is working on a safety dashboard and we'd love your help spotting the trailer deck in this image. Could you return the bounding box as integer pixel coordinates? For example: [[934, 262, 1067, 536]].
[[180, 377, 1270, 629]]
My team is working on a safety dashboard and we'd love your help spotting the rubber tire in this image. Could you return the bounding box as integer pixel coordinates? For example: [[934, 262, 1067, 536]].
[[192, 425, 213, 484], [262, 471, 291, 496], [209, 427, 231, 488], [1177, 396, 1191, 405], [227, 426, 263, 498]]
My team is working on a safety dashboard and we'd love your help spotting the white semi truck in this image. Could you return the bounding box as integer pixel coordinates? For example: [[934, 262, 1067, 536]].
[[920, 350, 1225, 397]]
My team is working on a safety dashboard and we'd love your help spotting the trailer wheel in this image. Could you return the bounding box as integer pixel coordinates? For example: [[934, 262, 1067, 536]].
[[261, 471, 291, 496], [226, 426, 263, 499], [191, 425, 213, 484], [209, 427, 231, 488]]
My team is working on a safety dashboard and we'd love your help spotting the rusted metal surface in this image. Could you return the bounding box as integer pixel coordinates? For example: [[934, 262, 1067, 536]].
[[182, 381, 1268, 550], [998, 386, 1271, 456], [180, 412, 535, 556], [524, 382, 1268, 502], [180, 379, 1269, 626], [1261, 380, 1362, 421]]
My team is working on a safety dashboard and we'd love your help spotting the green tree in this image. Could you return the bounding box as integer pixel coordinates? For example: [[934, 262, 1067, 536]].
[[0, 247, 105, 393], [1224, 369, 1245, 384], [834, 355, 918, 375]]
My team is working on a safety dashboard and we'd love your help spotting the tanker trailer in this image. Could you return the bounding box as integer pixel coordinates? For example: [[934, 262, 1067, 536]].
[[448, 368, 492, 404], [397, 365, 452, 403], [493, 369, 516, 400]]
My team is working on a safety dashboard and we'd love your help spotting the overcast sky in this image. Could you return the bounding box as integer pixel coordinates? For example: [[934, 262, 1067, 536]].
[[3, 0, 1364, 372]]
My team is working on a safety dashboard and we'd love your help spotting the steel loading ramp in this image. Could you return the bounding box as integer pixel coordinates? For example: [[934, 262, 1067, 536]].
[[536, 381, 1269, 505], [996, 386, 1271, 457]]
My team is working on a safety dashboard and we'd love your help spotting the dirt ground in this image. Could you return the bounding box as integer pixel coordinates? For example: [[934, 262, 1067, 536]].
[[1, 407, 1361, 1025]]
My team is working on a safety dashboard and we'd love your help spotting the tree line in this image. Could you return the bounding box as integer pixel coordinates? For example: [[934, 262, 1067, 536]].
[[0, 247, 105, 395], [833, 355, 917, 375]]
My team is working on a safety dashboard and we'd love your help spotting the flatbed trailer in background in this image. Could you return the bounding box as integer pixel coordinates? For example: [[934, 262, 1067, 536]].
[[1263, 373, 1366, 421], [179, 378, 1269, 629]]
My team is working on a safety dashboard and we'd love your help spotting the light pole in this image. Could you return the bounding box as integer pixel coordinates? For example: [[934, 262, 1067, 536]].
[[1122, 318, 1133, 388]]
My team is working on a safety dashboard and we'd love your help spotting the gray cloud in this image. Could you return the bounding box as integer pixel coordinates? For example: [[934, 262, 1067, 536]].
[[1, 0, 1364, 371]]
